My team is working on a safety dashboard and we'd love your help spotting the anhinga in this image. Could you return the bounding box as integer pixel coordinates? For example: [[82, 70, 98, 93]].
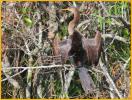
[[49, 7, 102, 94], [61, 7, 102, 94], [61, 7, 102, 67]]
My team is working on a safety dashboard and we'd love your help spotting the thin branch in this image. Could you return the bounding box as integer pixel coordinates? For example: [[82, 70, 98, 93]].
[[99, 59, 123, 98], [104, 32, 118, 52], [122, 57, 130, 70], [3, 71, 21, 89], [77, 20, 91, 29], [2, 64, 73, 70], [102, 34, 129, 44], [2, 69, 27, 82]]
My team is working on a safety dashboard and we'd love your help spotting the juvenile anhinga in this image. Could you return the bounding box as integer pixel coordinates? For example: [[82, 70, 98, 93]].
[[49, 7, 102, 94], [60, 7, 102, 94], [61, 7, 102, 67]]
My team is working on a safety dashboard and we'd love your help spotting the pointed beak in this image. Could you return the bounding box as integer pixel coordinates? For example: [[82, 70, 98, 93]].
[[61, 8, 69, 11]]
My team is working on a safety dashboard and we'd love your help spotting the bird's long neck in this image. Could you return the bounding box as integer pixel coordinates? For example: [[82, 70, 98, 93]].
[[52, 35, 60, 56], [68, 9, 82, 50], [68, 10, 80, 35]]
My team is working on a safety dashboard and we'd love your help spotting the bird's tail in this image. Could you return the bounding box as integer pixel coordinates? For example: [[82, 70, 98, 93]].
[[78, 67, 95, 94]]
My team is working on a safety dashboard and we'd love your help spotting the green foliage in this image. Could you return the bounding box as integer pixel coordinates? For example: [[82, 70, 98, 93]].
[[58, 24, 68, 39], [23, 17, 33, 26]]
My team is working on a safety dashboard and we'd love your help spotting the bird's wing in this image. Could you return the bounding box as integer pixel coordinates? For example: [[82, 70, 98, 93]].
[[94, 31, 102, 61], [59, 39, 72, 62], [82, 37, 101, 66], [94, 31, 102, 50]]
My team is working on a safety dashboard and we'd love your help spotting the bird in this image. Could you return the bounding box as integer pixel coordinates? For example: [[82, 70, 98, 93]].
[[48, 7, 102, 94], [61, 7, 102, 67], [60, 7, 102, 94]]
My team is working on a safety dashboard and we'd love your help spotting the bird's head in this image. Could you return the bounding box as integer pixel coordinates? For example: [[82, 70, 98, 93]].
[[61, 7, 79, 13]]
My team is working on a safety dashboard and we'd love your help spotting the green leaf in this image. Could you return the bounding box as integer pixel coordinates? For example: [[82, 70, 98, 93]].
[[24, 17, 32, 26], [122, 28, 129, 37]]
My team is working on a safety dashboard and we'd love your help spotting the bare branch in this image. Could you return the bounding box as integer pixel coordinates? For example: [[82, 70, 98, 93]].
[[2, 64, 73, 70], [102, 34, 129, 44], [2, 69, 27, 82], [99, 59, 123, 98], [3, 71, 21, 89]]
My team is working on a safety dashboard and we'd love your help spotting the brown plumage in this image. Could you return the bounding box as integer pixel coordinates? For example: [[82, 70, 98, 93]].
[[48, 7, 102, 93], [82, 30, 102, 66], [49, 7, 102, 67], [61, 7, 102, 66], [60, 7, 102, 93]]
